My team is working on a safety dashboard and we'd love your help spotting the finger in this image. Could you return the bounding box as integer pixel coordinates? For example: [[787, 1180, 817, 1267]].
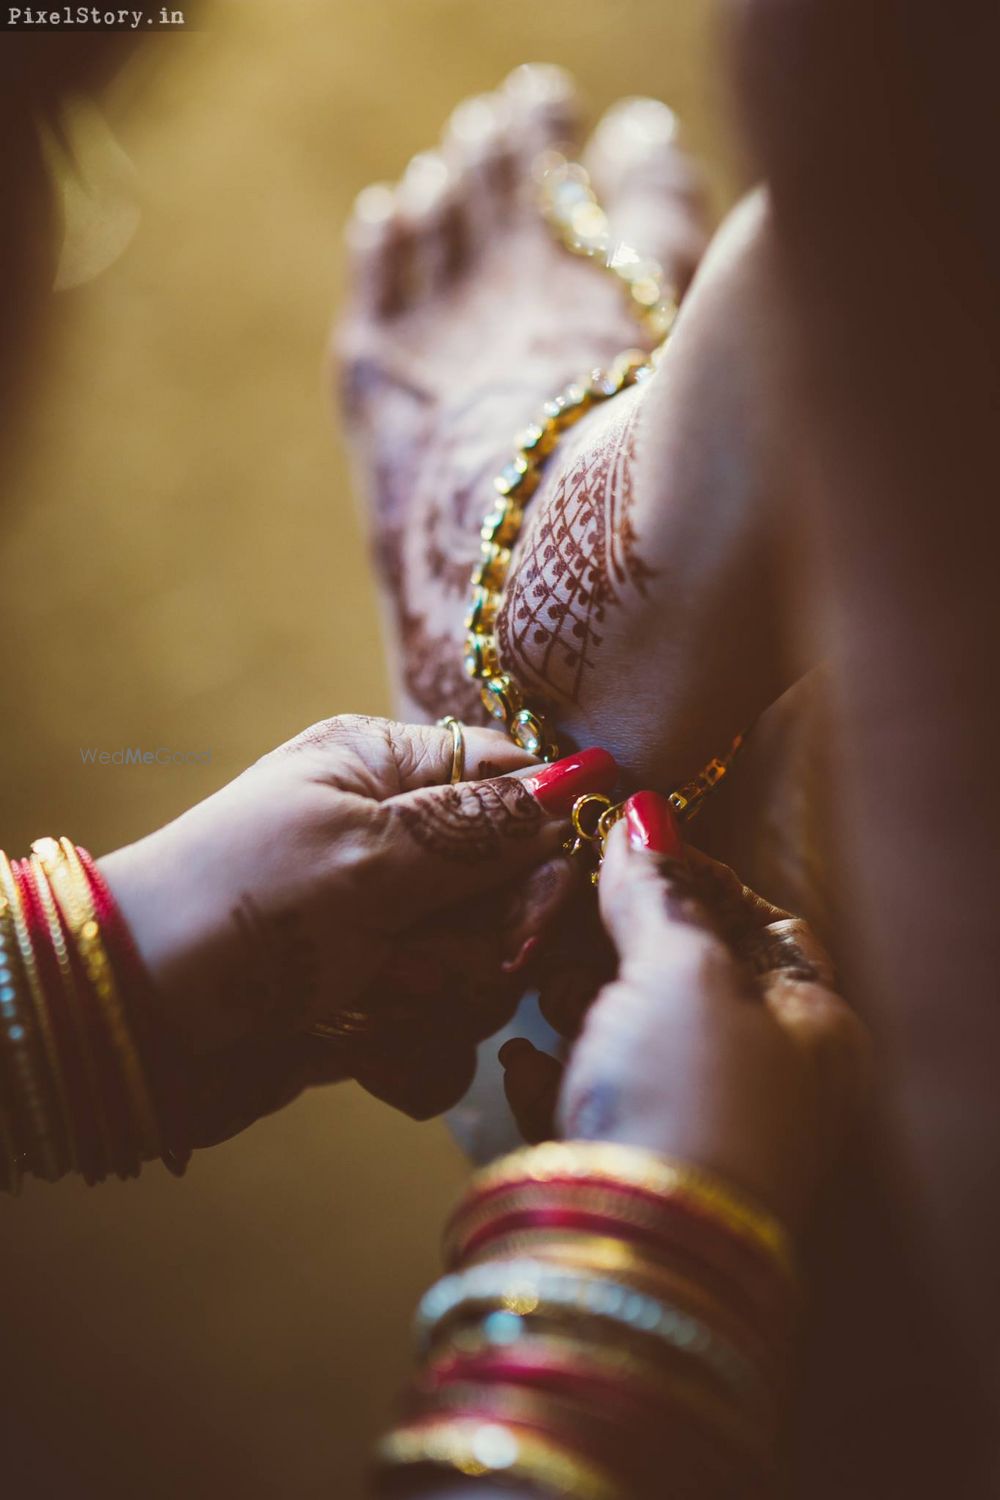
[[499, 1037, 563, 1144], [268, 715, 540, 798], [744, 916, 837, 988], [536, 885, 615, 1038], [680, 850, 839, 990], [761, 975, 872, 1168], [683, 846, 791, 943], [351, 1035, 477, 1121], [495, 856, 580, 974], [598, 792, 741, 984], [370, 747, 618, 924]]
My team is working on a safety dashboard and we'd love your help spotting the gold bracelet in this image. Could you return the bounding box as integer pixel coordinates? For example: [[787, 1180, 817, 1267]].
[[0, 856, 65, 1181], [29, 852, 115, 1179], [376, 1416, 624, 1500], [34, 838, 161, 1162], [453, 1141, 794, 1277]]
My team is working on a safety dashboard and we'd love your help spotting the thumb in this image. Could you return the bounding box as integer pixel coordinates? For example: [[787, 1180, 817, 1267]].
[[598, 791, 732, 972], [373, 747, 617, 924], [499, 1037, 563, 1144]]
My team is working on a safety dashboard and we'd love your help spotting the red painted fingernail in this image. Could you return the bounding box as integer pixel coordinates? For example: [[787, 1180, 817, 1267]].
[[624, 791, 683, 857], [522, 747, 617, 817]]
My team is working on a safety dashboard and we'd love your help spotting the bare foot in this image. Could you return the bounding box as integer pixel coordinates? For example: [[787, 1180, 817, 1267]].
[[336, 65, 821, 919], [336, 68, 707, 719]]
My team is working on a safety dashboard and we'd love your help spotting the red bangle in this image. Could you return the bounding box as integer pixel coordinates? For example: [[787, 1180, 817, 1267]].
[[76, 847, 191, 1175], [450, 1202, 790, 1337], [421, 1343, 764, 1484]]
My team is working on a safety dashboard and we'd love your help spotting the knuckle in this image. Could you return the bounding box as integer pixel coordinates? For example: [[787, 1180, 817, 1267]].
[[270, 715, 364, 757]]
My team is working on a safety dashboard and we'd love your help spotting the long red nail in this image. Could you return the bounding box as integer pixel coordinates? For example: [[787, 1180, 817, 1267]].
[[624, 791, 683, 857], [522, 747, 617, 816]]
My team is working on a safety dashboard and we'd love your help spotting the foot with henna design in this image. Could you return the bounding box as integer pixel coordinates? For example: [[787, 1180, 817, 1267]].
[[335, 64, 826, 934]]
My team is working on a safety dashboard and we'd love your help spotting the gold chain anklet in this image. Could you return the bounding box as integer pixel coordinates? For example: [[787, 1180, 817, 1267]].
[[458, 154, 743, 858]]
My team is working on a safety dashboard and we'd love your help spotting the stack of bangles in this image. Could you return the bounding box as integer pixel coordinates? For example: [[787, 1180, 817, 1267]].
[[0, 838, 189, 1191], [376, 1141, 797, 1499]]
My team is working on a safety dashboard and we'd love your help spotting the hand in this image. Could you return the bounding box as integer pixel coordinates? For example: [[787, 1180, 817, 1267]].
[[501, 791, 869, 1229], [99, 716, 615, 1140]]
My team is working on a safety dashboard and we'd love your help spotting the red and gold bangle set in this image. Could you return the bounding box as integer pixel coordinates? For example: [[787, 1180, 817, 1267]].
[[376, 1141, 797, 1499], [0, 837, 188, 1191]]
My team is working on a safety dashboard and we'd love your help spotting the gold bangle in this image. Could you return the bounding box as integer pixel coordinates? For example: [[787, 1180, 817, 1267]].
[[34, 838, 161, 1162], [456, 1141, 794, 1276], [0, 856, 65, 1181], [29, 852, 115, 1179], [376, 1416, 624, 1500]]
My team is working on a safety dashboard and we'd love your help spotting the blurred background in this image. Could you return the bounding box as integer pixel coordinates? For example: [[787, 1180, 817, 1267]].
[[0, 2, 737, 1494]]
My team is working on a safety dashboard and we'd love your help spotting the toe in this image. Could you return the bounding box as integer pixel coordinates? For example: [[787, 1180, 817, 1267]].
[[502, 63, 582, 163], [582, 97, 710, 294], [344, 180, 408, 318], [396, 149, 461, 297], [442, 90, 517, 248]]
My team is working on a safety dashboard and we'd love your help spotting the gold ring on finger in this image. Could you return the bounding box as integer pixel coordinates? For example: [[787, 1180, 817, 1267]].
[[437, 716, 466, 784]]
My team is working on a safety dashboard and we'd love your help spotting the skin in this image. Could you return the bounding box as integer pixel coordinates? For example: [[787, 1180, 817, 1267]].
[[730, 2, 1000, 1490], [338, 67, 818, 930], [402, 799, 868, 1500], [98, 715, 588, 1140], [343, 57, 998, 1497]]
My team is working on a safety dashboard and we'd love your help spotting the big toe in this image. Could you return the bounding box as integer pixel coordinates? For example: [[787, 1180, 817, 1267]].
[[583, 96, 710, 295]]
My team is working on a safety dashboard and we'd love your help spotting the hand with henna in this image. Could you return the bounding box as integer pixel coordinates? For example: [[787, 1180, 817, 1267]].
[[97, 716, 616, 1143], [501, 791, 869, 1230]]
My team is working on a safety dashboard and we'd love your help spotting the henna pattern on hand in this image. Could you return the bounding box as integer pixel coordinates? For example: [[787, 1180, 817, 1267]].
[[396, 778, 543, 862], [496, 398, 654, 705]]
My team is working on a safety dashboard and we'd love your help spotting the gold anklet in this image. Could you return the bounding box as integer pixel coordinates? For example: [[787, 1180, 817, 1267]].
[[459, 154, 743, 855]]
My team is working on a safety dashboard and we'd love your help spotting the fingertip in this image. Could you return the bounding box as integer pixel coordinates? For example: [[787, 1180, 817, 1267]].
[[500, 1036, 563, 1144], [621, 791, 683, 858], [498, 1036, 535, 1068], [517, 747, 618, 817]]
